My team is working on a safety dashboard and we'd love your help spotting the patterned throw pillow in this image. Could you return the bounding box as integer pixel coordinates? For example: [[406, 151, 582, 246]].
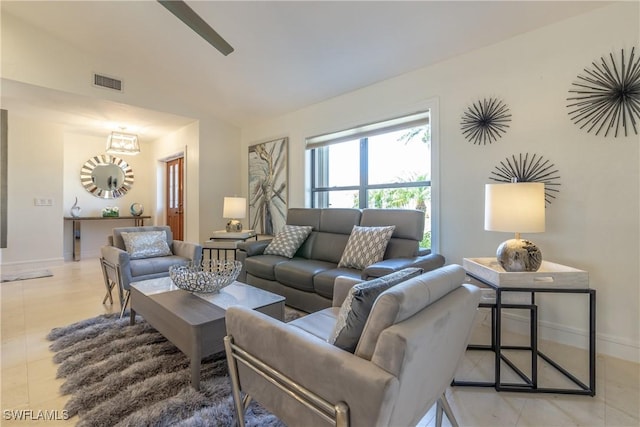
[[328, 267, 423, 353], [121, 231, 172, 260], [263, 225, 313, 258], [338, 225, 396, 270]]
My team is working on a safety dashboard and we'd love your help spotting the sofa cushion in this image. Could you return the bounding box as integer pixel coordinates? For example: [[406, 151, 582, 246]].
[[338, 225, 395, 270], [328, 267, 422, 353], [313, 268, 362, 299], [244, 255, 289, 281], [274, 259, 337, 292], [129, 255, 190, 278], [288, 307, 341, 341], [355, 265, 465, 360], [121, 230, 172, 260], [264, 225, 313, 258]]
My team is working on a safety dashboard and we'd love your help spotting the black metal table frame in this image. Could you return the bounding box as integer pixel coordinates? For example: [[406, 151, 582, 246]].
[[453, 273, 596, 396], [202, 234, 258, 261]]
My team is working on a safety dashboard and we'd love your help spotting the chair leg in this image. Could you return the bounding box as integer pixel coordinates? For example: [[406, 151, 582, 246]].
[[437, 394, 459, 427], [100, 258, 115, 305], [119, 290, 130, 319]]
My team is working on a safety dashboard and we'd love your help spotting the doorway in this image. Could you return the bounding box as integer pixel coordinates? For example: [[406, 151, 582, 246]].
[[166, 157, 184, 241]]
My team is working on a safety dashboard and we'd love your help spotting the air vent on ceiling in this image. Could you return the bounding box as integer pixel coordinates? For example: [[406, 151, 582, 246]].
[[93, 73, 123, 92]]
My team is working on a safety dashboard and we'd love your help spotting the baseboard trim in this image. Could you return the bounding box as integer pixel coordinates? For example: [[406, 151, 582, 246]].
[[0, 257, 65, 273]]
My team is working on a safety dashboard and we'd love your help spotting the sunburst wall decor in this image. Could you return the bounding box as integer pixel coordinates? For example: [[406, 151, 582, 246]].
[[489, 153, 561, 205], [567, 47, 640, 137], [460, 98, 511, 145]]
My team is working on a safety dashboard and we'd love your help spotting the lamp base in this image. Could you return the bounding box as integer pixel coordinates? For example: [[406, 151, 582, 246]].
[[226, 219, 243, 233], [496, 238, 542, 272]]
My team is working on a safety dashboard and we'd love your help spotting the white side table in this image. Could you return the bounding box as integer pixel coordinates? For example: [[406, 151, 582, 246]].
[[455, 257, 595, 396]]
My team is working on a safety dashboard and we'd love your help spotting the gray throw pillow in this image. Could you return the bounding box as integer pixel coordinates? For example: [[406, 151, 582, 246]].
[[263, 225, 313, 258], [338, 225, 395, 270], [121, 230, 172, 260], [328, 267, 423, 353]]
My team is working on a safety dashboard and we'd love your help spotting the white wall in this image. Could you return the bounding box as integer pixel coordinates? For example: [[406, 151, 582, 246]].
[[1, 115, 64, 269], [240, 3, 640, 361]]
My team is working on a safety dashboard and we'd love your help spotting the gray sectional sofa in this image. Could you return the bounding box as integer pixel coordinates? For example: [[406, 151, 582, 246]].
[[237, 208, 445, 312]]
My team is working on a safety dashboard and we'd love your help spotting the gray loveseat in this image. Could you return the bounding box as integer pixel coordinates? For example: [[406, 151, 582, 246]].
[[237, 208, 445, 312]]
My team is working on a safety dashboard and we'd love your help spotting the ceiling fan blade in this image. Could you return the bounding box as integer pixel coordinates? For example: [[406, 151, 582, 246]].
[[158, 0, 234, 56]]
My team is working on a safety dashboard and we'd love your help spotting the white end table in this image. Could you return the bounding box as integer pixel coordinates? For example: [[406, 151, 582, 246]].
[[454, 257, 595, 396]]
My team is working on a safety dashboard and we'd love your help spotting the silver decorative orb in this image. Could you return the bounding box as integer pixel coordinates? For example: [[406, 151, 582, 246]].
[[130, 203, 144, 216], [496, 238, 542, 272]]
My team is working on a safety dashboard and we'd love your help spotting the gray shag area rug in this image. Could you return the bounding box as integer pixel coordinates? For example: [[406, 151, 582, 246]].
[[47, 312, 292, 426]]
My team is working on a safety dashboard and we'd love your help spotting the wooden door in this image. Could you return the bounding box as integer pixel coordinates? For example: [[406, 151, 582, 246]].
[[166, 157, 184, 241]]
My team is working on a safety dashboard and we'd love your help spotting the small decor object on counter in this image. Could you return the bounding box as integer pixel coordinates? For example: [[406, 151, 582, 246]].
[[130, 203, 144, 216], [102, 206, 120, 217], [70, 197, 81, 218], [169, 260, 242, 293]]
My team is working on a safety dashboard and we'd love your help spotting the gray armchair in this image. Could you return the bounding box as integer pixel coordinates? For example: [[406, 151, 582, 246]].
[[100, 226, 202, 317], [224, 264, 480, 427]]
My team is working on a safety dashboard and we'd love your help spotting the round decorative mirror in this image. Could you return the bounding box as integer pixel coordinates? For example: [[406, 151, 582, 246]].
[[80, 154, 134, 198]]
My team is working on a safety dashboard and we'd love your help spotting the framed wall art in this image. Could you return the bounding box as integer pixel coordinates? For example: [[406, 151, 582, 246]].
[[248, 137, 288, 235]]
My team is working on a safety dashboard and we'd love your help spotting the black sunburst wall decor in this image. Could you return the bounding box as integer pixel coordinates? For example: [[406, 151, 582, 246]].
[[567, 47, 640, 137], [461, 98, 512, 145], [489, 153, 561, 205]]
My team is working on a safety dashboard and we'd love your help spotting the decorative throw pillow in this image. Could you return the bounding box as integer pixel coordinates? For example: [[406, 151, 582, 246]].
[[121, 231, 172, 260], [328, 267, 423, 353], [338, 225, 395, 270], [263, 225, 313, 258]]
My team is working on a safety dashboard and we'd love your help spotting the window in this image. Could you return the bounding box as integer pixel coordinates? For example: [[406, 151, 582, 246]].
[[306, 111, 433, 248]]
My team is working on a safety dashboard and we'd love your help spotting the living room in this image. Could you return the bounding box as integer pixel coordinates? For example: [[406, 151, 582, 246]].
[[1, 1, 638, 426]]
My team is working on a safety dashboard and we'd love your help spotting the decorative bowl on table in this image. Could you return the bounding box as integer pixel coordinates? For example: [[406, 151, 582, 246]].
[[169, 260, 242, 293]]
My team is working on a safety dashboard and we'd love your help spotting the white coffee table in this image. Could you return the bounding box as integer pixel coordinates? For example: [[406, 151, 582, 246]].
[[129, 277, 285, 390]]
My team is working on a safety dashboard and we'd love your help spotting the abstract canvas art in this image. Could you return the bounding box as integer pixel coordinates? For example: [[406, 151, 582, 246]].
[[248, 137, 288, 235]]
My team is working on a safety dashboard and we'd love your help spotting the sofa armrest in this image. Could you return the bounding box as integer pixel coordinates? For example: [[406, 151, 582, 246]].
[[225, 306, 398, 427], [332, 276, 364, 307], [362, 253, 445, 280], [172, 240, 203, 264], [237, 239, 271, 257], [417, 247, 431, 256]]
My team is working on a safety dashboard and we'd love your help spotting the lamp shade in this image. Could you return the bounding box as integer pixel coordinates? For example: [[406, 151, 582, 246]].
[[484, 183, 545, 233], [106, 132, 140, 155], [223, 197, 246, 219]]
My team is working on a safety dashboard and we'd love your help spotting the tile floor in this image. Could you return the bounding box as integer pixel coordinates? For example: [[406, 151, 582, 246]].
[[1, 259, 639, 426]]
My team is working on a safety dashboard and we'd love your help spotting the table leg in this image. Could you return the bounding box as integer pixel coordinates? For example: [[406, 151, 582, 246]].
[[130, 308, 136, 326], [495, 289, 502, 390], [72, 220, 81, 261], [191, 352, 201, 390]]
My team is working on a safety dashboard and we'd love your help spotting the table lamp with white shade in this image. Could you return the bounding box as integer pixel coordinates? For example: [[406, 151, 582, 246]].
[[223, 197, 246, 232], [484, 182, 545, 272]]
